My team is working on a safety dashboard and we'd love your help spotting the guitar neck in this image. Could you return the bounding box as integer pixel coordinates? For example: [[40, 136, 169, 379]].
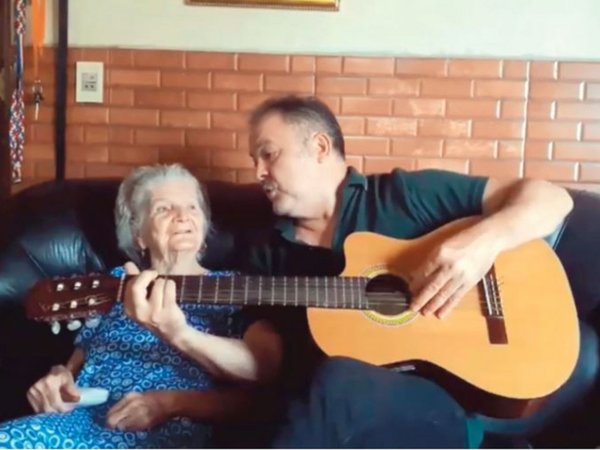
[[160, 274, 371, 310]]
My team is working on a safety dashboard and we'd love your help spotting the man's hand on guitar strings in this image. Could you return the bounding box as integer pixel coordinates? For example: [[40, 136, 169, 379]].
[[408, 231, 498, 319]]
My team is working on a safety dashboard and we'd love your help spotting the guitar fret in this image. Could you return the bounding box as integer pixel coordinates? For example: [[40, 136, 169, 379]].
[[180, 275, 185, 304], [294, 276, 298, 307], [305, 277, 309, 307], [342, 277, 346, 308], [214, 277, 219, 304], [271, 277, 275, 306], [258, 277, 262, 306], [244, 276, 249, 306], [325, 277, 328, 308], [229, 277, 234, 304], [283, 277, 287, 306]]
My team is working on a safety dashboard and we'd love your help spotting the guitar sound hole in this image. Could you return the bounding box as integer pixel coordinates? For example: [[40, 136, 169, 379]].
[[365, 274, 411, 315]]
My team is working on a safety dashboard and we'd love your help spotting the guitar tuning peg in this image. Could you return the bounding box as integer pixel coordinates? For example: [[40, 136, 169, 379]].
[[67, 320, 82, 331], [50, 321, 61, 335], [85, 316, 101, 328]]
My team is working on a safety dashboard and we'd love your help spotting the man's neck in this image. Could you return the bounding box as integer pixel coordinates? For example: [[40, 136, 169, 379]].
[[294, 163, 348, 248]]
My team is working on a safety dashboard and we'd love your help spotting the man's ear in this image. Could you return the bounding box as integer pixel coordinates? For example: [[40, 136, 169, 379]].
[[314, 132, 333, 163]]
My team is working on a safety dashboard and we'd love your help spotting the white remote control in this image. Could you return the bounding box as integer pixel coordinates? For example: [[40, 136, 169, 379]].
[[68, 387, 109, 407]]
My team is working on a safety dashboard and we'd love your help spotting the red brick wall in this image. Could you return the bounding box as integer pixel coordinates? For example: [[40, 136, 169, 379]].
[[13, 48, 600, 193]]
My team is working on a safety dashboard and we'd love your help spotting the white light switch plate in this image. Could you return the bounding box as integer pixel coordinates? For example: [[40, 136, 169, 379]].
[[76, 61, 104, 103]]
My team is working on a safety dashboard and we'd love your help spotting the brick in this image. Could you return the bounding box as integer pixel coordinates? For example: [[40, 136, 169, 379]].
[[186, 130, 236, 149], [78, 48, 110, 64], [395, 58, 447, 77], [31, 124, 54, 143], [211, 112, 248, 131], [291, 56, 315, 73], [316, 57, 342, 74], [67, 126, 85, 144], [472, 120, 524, 139], [110, 108, 159, 126], [160, 110, 209, 128], [416, 158, 469, 174], [159, 147, 211, 166], [529, 81, 583, 100], [524, 141, 552, 160], [34, 161, 57, 178], [195, 168, 237, 183], [213, 73, 262, 92], [364, 157, 414, 173], [188, 92, 236, 111], [161, 72, 210, 89], [554, 142, 600, 161], [448, 60, 501, 78], [345, 137, 389, 155], [525, 161, 577, 181], [559, 62, 600, 81], [108, 127, 135, 145], [338, 117, 365, 135], [418, 119, 470, 138], [421, 79, 471, 98], [236, 169, 259, 184], [84, 126, 109, 144], [500, 100, 526, 119], [237, 94, 272, 112], [586, 83, 600, 100], [498, 141, 523, 159], [186, 52, 235, 70], [238, 54, 289, 72], [530, 62, 557, 80], [109, 89, 135, 107], [134, 50, 185, 69], [67, 106, 109, 125], [391, 138, 443, 157], [319, 96, 341, 114], [444, 139, 496, 158], [343, 57, 395, 76], [109, 49, 135, 67], [527, 100, 555, 120], [583, 124, 600, 140], [85, 163, 135, 178], [108, 146, 159, 165], [393, 99, 445, 117], [317, 77, 367, 95], [135, 90, 186, 108], [474, 80, 527, 99], [527, 121, 579, 140], [68, 145, 109, 163], [502, 61, 528, 80], [65, 163, 85, 179], [446, 100, 498, 119], [471, 160, 522, 178], [265, 75, 314, 93], [367, 118, 417, 137], [109, 69, 160, 87], [26, 105, 54, 123], [580, 163, 600, 182], [135, 129, 185, 147], [368, 78, 420, 96], [212, 150, 254, 169], [342, 97, 392, 116], [556, 102, 600, 120], [26, 144, 54, 159]]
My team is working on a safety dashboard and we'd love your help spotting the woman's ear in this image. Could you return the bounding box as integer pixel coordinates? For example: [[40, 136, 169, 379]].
[[136, 235, 147, 252]]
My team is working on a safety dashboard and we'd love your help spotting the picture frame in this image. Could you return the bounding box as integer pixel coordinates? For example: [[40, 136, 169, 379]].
[[185, 0, 339, 11]]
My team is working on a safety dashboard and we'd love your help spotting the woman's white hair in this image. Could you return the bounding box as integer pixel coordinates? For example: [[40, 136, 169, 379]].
[[114, 163, 210, 267]]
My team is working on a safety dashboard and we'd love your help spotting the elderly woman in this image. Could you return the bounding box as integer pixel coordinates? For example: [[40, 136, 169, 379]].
[[0, 164, 282, 448]]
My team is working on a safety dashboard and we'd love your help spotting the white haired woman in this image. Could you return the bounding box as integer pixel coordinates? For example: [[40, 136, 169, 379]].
[[0, 164, 282, 448]]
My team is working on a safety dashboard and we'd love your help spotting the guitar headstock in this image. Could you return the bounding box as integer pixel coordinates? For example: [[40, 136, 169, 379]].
[[25, 274, 122, 329]]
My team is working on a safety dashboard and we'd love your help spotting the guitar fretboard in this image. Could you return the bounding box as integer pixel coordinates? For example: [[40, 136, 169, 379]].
[[170, 275, 370, 310]]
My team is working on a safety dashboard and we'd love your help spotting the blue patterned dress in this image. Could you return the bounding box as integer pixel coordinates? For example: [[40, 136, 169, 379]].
[[0, 270, 248, 449]]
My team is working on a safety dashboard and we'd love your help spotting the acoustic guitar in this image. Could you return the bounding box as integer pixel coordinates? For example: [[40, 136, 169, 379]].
[[24, 217, 579, 418]]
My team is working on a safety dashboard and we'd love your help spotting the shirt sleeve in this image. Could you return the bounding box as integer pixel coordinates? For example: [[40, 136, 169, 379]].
[[389, 168, 488, 232]]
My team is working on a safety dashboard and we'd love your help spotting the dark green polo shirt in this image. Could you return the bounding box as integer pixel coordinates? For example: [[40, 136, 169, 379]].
[[243, 167, 488, 277]]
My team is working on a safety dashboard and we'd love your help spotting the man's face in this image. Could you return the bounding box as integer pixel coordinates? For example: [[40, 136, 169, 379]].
[[249, 113, 318, 218]]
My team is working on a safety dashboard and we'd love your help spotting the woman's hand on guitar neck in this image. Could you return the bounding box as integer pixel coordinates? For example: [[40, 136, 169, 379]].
[[408, 227, 500, 319], [122, 262, 189, 343]]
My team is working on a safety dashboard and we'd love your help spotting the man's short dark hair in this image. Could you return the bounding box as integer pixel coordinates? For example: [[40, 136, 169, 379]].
[[249, 95, 345, 158]]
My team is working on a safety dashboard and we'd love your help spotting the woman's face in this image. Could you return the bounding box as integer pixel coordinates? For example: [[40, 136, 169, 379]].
[[137, 179, 206, 262]]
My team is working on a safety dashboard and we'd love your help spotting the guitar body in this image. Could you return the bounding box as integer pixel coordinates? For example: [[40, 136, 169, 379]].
[[307, 218, 580, 418]]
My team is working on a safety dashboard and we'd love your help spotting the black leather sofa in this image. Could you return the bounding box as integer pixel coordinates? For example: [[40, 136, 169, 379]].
[[0, 178, 599, 447]]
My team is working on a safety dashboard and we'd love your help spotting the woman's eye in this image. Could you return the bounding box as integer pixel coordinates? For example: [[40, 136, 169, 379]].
[[155, 205, 169, 213], [188, 204, 197, 210]]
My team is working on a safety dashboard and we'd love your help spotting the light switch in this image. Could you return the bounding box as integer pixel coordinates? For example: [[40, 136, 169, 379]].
[[76, 61, 104, 103]]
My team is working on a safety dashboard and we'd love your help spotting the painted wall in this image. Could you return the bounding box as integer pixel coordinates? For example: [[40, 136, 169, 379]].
[[37, 0, 600, 60]]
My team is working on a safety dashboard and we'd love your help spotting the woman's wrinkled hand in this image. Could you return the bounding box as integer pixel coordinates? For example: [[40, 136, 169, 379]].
[[27, 365, 80, 414], [123, 262, 188, 342], [106, 391, 172, 431]]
